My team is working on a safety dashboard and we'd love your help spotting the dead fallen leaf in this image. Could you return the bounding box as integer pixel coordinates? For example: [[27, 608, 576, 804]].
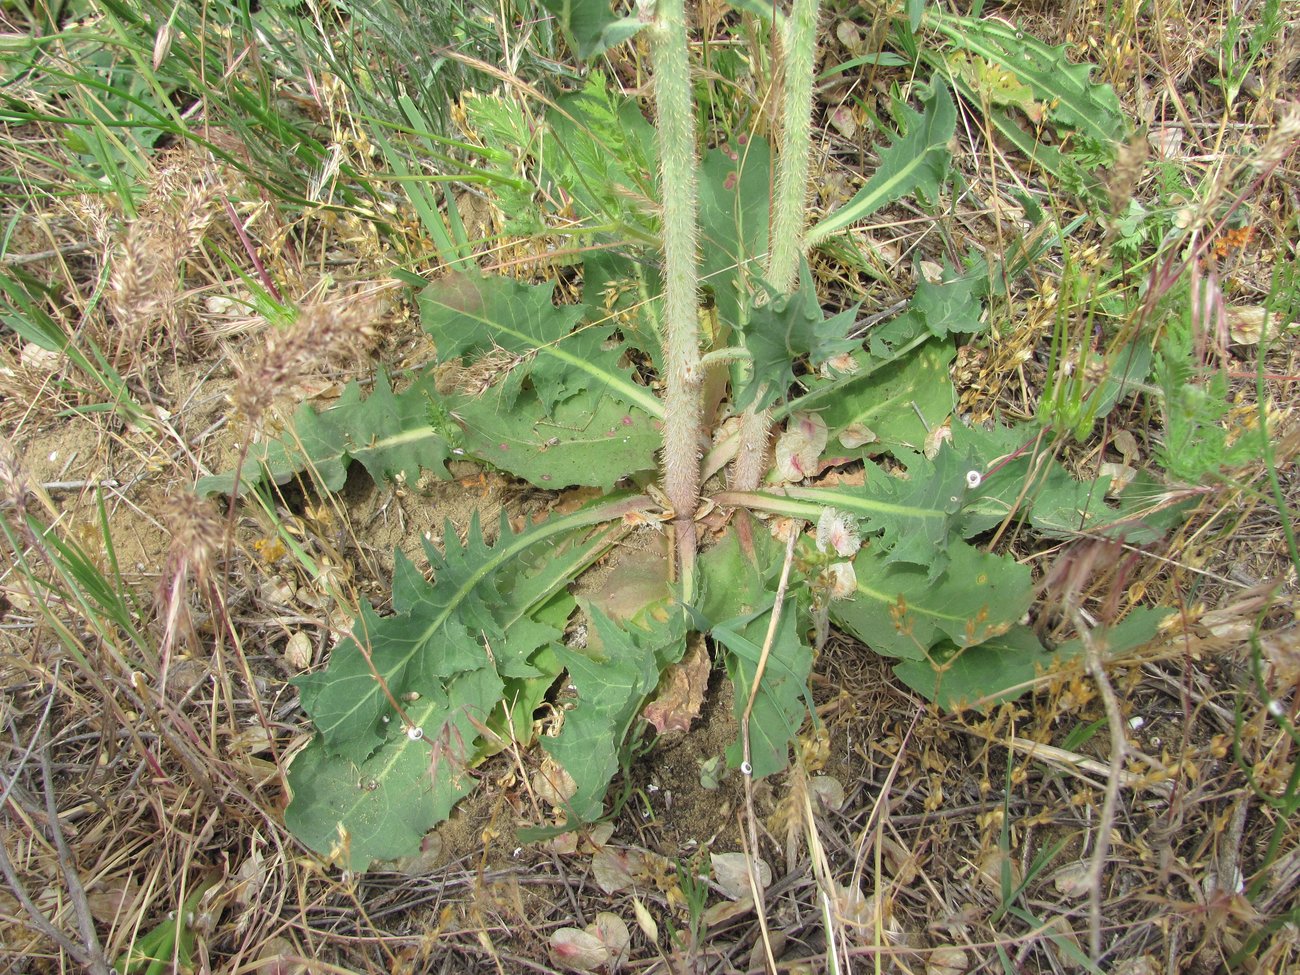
[[710, 851, 771, 900], [533, 754, 578, 809], [643, 633, 710, 734], [1099, 461, 1135, 495], [1148, 126, 1183, 159], [593, 846, 650, 894], [835, 19, 863, 53], [924, 422, 952, 459], [839, 422, 877, 449], [808, 775, 845, 811], [1051, 860, 1092, 900], [549, 927, 609, 972], [828, 105, 857, 139], [250, 936, 309, 975], [774, 413, 828, 482], [591, 912, 630, 970], [284, 631, 312, 670], [702, 894, 755, 929], [1112, 429, 1140, 465], [927, 946, 969, 975]]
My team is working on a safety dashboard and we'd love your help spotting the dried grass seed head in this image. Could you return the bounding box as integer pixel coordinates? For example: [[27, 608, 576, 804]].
[[159, 490, 225, 584], [1253, 100, 1300, 173], [107, 156, 226, 356], [0, 436, 32, 514], [232, 292, 382, 423]]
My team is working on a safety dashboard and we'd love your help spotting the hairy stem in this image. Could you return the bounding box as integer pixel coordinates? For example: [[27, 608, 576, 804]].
[[729, 0, 820, 493], [729, 401, 772, 491], [764, 0, 821, 294], [649, 0, 702, 592]]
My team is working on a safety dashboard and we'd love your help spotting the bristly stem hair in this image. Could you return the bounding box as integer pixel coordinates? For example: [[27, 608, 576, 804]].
[[730, 0, 822, 492], [647, 0, 702, 595], [765, 0, 821, 294]]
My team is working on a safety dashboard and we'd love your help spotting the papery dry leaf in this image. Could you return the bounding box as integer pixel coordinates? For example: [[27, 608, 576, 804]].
[[829, 105, 857, 139], [835, 884, 905, 945], [232, 849, 267, 909], [545, 832, 581, 855], [1112, 955, 1160, 975], [748, 930, 789, 972], [710, 851, 771, 900], [821, 351, 860, 377], [923, 423, 952, 459], [85, 878, 138, 924], [284, 631, 313, 670], [832, 881, 874, 929], [973, 848, 1022, 892], [251, 937, 308, 975], [591, 912, 630, 969], [1260, 624, 1300, 688], [643, 633, 709, 734], [702, 894, 755, 929], [927, 946, 969, 975], [533, 754, 578, 809], [826, 562, 857, 600], [392, 831, 443, 876], [1200, 587, 1281, 641], [1148, 126, 1183, 159], [1051, 860, 1091, 900], [835, 19, 863, 53], [839, 422, 877, 449], [593, 846, 648, 894], [20, 343, 59, 371], [1112, 429, 1140, 464], [774, 413, 828, 482], [579, 821, 616, 852], [808, 775, 845, 811], [1099, 461, 1135, 495], [1225, 305, 1278, 345], [549, 927, 609, 972]]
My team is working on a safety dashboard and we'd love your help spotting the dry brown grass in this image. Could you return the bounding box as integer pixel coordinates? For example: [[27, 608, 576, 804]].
[[2, 0, 1299, 973]]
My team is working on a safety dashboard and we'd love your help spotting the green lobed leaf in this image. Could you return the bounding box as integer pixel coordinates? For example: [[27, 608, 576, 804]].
[[296, 599, 488, 765], [893, 608, 1170, 711], [538, 0, 647, 59], [195, 370, 452, 497], [817, 339, 956, 455], [891, 626, 1049, 710], [764, 438, 996, 579], [284, 502, 644, 866], [447, 386, 660, 491], [418, 272, 661, 418], [832, 540, 1034, 662], [946, 424, 1190, 544], [715, 607, 812, 778], [542, 604, 665, 821], [284, 668, 501, 872], [926, 13, 1127, 154], [296, 507, 635, 764], [698, 526, 813, 778], [734, 262, 859, 414], [806, 78, 955, 246], [698, 133, 773, 329], [866, 263, 985, 359]]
